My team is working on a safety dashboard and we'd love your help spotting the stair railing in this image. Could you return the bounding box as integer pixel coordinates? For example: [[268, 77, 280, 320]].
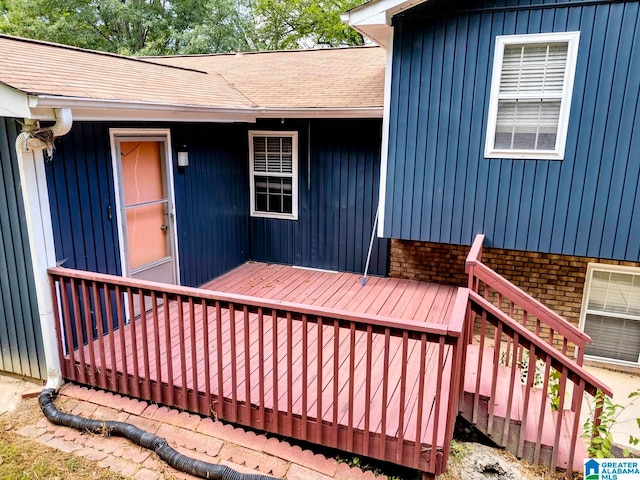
[[463, 234, 611, 476]]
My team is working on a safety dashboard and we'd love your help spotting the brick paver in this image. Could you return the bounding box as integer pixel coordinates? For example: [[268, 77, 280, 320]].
[[286, 463, 334, 480], [18, 385, 386, 480]]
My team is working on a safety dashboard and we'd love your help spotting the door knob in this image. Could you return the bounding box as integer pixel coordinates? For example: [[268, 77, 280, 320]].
[[160, 224, 168, 231]]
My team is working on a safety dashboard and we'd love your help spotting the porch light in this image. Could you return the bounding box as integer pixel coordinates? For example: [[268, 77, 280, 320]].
[[177, 146, 189, 167]]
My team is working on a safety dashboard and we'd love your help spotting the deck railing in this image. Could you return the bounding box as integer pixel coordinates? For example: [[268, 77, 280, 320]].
[[463, 235, 612, 475], [49, 267, 467, 477], [465, 234, 591, 365]]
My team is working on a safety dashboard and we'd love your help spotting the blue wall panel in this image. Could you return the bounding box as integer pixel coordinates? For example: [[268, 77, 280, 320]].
[[47, 122, 250, 288], [47, 119, 388, 289], [0, 117, 45, 379], [170, 123, 250, 286], [47, 123, 122, 276], [384, 0, 640, 262], [250, 119, 389, 276]]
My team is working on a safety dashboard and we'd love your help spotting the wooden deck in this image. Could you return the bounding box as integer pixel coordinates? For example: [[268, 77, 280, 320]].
[[49, 245, 611, 478], [52, 263, 463, 477], [203, 263, 458, 324]]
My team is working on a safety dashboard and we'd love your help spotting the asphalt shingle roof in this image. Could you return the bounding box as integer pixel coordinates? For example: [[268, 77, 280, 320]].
[[0, 35, 385, 111], [150, 47, 386, 109]]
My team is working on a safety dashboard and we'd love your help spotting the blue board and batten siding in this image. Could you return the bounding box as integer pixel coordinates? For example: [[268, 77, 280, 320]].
[[47, 122, 251, 288], [251, 119, 388, 276], [384, 0, 640, 262], [47, 119, 387, 290], [171, 123, 250, 286], [0, 118, 45, 379]]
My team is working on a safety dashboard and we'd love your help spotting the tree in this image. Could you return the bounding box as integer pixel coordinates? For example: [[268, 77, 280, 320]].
[[251, 0, 364, 50], [0, 0, 254, 55], [0, 0, 364, 55]]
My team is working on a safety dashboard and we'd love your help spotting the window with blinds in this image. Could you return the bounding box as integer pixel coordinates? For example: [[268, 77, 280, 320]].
[[581, 265, 640, 365], [485, 32, 580, 160], [249, 131, 298, 219]]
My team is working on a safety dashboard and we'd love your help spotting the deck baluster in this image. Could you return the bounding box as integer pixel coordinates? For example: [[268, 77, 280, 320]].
[[139, 288, 152, 400], [243, 306, 251, 425], [163, 293, 174, 405], [104, 285, 117, 392], [202, 299, 211, 415]]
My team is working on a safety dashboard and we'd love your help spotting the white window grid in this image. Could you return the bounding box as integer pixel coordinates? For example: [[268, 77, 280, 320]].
[[579, 263, 640, 366], [485, 31, 580, 160], [248, 131, 299, 220]]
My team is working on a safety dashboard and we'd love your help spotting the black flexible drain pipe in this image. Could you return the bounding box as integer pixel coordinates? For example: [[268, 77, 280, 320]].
[[39, 389, 276, 480]]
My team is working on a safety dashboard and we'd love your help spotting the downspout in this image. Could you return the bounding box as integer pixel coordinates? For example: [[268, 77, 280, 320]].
[[15, 108, 72, 389]]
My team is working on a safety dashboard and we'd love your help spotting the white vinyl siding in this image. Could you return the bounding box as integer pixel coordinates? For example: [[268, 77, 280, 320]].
[[249, 131, 298, 220], [485, 32, 580, 160], [580, 264, 640, 366]]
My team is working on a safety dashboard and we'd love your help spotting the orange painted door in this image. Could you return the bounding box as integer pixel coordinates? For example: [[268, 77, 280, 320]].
[[119, 140, 176, 284]]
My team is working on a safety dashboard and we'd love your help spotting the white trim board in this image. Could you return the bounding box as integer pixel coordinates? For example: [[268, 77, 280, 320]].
[[109, 128, 181, 285]]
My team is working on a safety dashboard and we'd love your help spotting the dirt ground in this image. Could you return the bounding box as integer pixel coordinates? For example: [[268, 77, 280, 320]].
[[0, 384, 127, 479]]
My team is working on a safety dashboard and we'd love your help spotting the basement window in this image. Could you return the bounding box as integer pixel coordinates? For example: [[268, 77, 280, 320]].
[[249, 131, 298, 220], [580, 264, 640, 366], [485, 32, 580, 160]]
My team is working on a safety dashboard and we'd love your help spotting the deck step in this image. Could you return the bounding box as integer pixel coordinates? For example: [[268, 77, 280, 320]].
[[462, 344, 586, 472]]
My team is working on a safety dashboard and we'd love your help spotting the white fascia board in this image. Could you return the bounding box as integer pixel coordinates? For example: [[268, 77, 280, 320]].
[[255, 107, 383, 119], [0, 83, 35, 118], [342, 0, 427, 46], [347, 0, 426, 22], [27, 95, 382, 122], [377, 28, 394, 238], [29, 95, 257, 122]]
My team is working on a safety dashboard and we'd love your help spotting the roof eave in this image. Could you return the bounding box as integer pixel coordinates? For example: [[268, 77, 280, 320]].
[[255, 106, 383, 119], [341, 0, 428, 46], [29, 95, 258, 122], [0, 83, 33, 118], [23, 95, 383, 122]]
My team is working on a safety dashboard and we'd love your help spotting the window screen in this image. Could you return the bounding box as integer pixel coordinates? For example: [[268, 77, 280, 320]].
[[582, 268, 640, 364], [485, 32, 579, 160], [494, 43, 567, 151], [249, 132, 298, 219]]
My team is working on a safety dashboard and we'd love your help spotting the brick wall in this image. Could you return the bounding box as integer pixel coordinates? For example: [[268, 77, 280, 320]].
[[389, 239, 640, 328]]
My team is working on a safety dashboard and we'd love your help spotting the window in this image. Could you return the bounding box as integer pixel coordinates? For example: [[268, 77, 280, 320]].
[[485, 32, 580, 160], [580, 264, 640, 365], [249, 131, 298, 219]]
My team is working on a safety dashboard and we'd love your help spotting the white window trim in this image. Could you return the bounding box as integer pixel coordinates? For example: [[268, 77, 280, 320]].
[[579, 263, 640, 367], [249, 130, 299, 220], [484, 31, 580, 160]]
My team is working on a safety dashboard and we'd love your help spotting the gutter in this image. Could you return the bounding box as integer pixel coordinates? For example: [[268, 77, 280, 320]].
[[15, 108, 73, 389], [27, 95, 383, 121]]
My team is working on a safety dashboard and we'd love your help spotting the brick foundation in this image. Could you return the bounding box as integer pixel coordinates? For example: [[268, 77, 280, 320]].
[[390, 239, 640, 367]]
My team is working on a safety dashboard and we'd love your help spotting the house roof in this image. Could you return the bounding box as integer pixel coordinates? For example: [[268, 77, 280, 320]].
[[0, 35, 385, 122], [148, 47, 385, 111]]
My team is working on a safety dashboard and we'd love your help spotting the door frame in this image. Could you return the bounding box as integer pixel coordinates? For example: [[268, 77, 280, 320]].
[[109, 128, 180, 285]]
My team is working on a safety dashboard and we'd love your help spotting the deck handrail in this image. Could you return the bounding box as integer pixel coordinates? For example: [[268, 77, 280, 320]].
[[48, 267, 460, 339], [466, 290, 610, 475], [468, 291, 611, 397], [49, 266, 466, 477], [463, 236, 611, 475], [464, 234, 590, 363]]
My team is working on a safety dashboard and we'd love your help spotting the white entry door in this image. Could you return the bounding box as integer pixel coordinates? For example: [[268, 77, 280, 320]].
[[111, 132, 178, 284]]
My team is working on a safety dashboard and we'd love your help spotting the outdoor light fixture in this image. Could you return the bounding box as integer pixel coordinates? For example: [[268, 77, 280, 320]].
[[177, 145, 189, 167]]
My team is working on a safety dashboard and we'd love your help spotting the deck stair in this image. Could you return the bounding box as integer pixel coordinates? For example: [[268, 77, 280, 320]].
[[462, 235, 612, 476], [462, 344, 586, 471]]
